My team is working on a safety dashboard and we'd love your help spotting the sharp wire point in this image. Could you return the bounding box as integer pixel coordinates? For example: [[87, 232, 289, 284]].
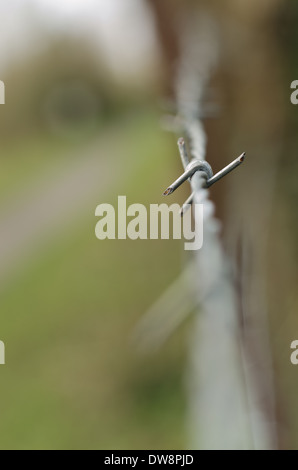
[[163, 187, 173, 196], [206, 152, 247, 188]]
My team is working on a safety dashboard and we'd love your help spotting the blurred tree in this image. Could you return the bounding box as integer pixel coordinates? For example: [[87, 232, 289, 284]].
[[0, 35, 117, 141]]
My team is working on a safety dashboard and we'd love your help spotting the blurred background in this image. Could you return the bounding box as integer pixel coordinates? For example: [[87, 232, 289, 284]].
[[0, 0, 297, 450]]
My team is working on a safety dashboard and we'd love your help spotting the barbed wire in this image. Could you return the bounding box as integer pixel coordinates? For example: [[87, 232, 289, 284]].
[[174, 14, 276, 450], [135, 12, 277, 450]]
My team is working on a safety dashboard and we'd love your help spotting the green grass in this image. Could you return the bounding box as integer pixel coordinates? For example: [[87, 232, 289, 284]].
[[0, 109, 188, 449], [0, 134, 78, 203]]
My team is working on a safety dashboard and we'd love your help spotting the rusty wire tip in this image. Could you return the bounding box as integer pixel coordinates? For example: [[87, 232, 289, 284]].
[[239, 152, 246, 162], [163, 187, 173, 196]]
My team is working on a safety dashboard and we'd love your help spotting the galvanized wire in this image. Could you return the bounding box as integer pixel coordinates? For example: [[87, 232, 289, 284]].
[[174, 14, 275, 450], [135, 11, 276, 450]]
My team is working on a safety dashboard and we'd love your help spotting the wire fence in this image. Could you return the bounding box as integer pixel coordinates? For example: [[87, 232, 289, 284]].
[[137, 13, 277, 450]]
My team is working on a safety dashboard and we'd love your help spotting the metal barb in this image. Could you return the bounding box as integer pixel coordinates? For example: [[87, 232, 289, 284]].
[[205, 152, 246, 188], [163, 150, 246, 197], [163, 159, 213, 196]]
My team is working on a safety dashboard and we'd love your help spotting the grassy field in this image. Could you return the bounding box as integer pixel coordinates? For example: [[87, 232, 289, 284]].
[[0, 109, 190, 449]]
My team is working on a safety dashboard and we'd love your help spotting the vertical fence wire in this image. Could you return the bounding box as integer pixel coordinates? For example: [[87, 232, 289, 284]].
[[135, 11, 277, 450], [175, 15, 276, 450]]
